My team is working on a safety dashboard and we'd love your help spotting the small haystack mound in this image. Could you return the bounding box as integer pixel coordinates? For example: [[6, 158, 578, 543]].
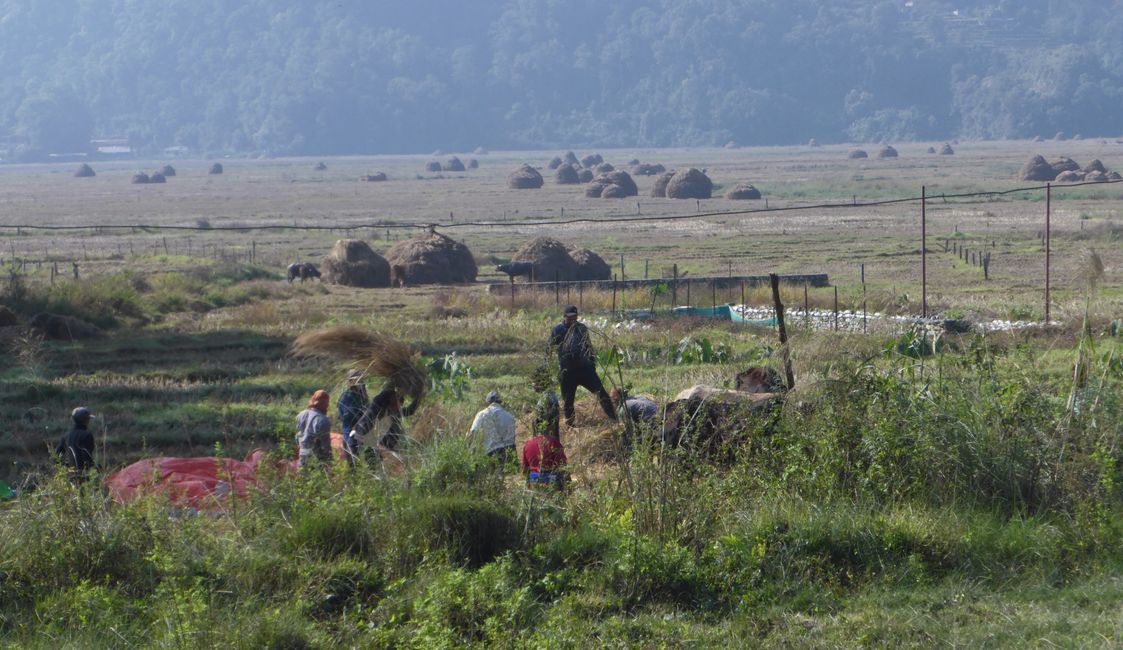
[[808, 138, 819, 147], [74, 163, 95, 178], [651, 171, 675, 197], [1053, 131, 1067, 141], [563, 151, 579, 166], [132, 173, 150, 184], [385, 231, 477, 285], [627, 158, 640, 166], [161, 164, 176, 176], [1107, 171, 1123, 181], [575, 169, 592, 183], [1083, 159, 1106, 174], [665, 168, 712, 199], [631, 163, 665, 176], [29, 313, 101, 340], [724, 183, 762, 200], [314, 162, 327, 171], [926, 146, 937, 154], [594, 162, 615, 174], [848, 149, 868, 159], [547, 156, 563, 170], [507, 164, 544, 189], [443, 156, 465, 172], [467, 159, 479, 169], [209, 163, 223, 174], [511, 237, 580, 281], [588, 170, 638, 198], [473, 146, 488, 155], [1056, 170, 1084, 183], [585, 184, 605, 198], [1020, 155, 1056, 181], [554, 163, 580, 184], [580, 153, 603, 168], [940, 143, 955, 155], [568, 248, 611, 281], [1051, 157, 1080, 174], [362, 172, 388, 182], [148, 172, 166, 184], [1085, 171, 1108, 182], [322, 239, 391, 288], [877, 145, 898, 158], [425, 161, 442, 172]]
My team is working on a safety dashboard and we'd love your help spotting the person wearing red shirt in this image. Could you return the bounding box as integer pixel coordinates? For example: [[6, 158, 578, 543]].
[[521, 431, 568, 490]]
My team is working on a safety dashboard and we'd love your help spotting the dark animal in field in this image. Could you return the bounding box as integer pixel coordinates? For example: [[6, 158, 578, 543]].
[[496, 260, 534, 281], [287, 262, 322, 283]]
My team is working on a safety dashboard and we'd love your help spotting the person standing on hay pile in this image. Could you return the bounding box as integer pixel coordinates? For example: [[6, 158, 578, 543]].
[[521, 416, 568, 491], [468, 390, 517, 465], [548, 305, 617, 428], [296, 390, 332, 469], [338, 370, 370, 465], [55, 407, 96, 479], [348, 382, 419, 452]]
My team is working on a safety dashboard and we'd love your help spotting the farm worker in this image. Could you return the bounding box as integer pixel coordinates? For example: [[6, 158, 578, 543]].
[[467, 390, 517, 464], [531, 390, 561, 440], [348, 383, 419, 452], [610, 388, 659, 423], [337, 370, 370, 464], [296, 390, 332, 468], [521, 424, 568, 491], [55, 407, 96, 474], [548, 305, 617, 428]]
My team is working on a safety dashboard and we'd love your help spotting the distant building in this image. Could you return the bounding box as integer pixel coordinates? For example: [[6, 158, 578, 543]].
[[163, 145, 189, 158], [91, 137, 132, 159]]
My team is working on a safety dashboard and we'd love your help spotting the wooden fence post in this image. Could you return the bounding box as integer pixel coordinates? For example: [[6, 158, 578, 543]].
[[770, 273, 796, 390]]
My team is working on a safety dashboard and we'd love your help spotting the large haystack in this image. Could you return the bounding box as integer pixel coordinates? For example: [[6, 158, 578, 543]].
[[385, 232, 477, 285], [1108, 171, 1123, 181], [651, 171, 675, 197], [601, 184, 629, 198], [209, 163, 223, 174], [547, 156, 563, 170], [585, 184, 605, 198], [1056, 170, 1084, 183], [940, 143, 954, 155], [580, 153, 603, 168], [507, 164, 544, 189], [322, 239, 391, 288], [515, 238, 578, 280], [148, 172, 166, 184], [554, 163, 580, 184], [568, 248, 611, 281], [563, 151, 579, 165], [586, 171, 637, 198], [443, 156, 465, 172], [467, 158, 479, 169], [1050, 157, 1080, 174], [161, 164, 177, 176], [631, 163, 665, 176], [577, 169, 594, 183], [74, 163, 95, 178], [132, 173, 150, 184], [1085, 171, 1108, 182], [665, 168, 712, 199], [425, 161, 442, 172], [725, 183, 762, 200], [1020, 155, 1056, 181], [877, 145, 898, 158], [1084, 159, 1106, 173], [848, 149, 868, 159], [594, 162, 615, 174]]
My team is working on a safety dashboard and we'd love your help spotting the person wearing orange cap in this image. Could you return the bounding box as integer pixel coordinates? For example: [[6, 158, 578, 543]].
[[296, 390, 332, 468]]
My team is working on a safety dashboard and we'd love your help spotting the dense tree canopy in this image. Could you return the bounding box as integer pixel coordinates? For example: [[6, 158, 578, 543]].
[[1, 0, 1121, 158]]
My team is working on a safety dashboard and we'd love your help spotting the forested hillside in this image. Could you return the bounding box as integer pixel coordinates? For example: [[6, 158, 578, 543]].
[[2, 0, 1122, 158]]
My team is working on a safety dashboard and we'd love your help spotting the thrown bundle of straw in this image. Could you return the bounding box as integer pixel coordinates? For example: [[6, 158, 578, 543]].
[[292, 326, 427, 401]]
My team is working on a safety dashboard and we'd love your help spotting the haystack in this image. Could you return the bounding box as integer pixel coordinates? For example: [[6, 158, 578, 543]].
[[362, 172, 388, 182], [1020, 155, 1056, 181], [384, 232, 477, 285], [29, 313, 100, 340], [1083, 159, 1106, 173], [1085, 171, 1108, 182], [577, 169, 594, 183], [940, 143, 954, 155], [651, 171, 675, 197], [877, 145, 898, 158], [132, 173, 150, 184], [507, 164, 544, 189], [148, 172, 166, 184], [314, 162, 327, 171], [580, 153, 603, 168], [425, 161, 442, 172], [467, 158, 479, 169], [926, 146, 937, 154], [848, 149, 868, 159], [725, 183, 762, 200], [511, 237, 580, 282], [1107, 171, 1123, 181], [1056, 170, 1084, 183], [601, 184, 628, 198], [473, 146, 488, 155], [631, 163, 665, 176], [209, 163, 223, 174], [1051, 157, 1080, 174], [665, 168, 712, 199], [1054, 131, 1067, 141], [563, 151, 579, 165], [547, 156, 563, 170], [627, 158, 640, 166], [554, 163, 580, 184], [443, 156, 465, 172], [161, 164, 176, 176], [322, 239, 391, 288], [588, 170, 638, 198], [568, 248, 611, 281], [74, 164, 95, 178], [594, 162, 615, 174], [585, 184, 605, 198]]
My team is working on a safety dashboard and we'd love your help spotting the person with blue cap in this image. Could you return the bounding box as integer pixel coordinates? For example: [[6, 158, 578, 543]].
[[55, 407, 96, 474], [468, 390, 517, 464]]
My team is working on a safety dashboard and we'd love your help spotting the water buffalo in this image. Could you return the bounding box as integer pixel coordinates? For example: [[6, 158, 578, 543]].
[[287, 262, 321, 283], [496, 260, 533, 281]]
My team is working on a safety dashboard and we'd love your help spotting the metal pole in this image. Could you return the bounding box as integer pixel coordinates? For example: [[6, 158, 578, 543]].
[[921, 185, 927, 319], [1045, 183, 1051, 323]]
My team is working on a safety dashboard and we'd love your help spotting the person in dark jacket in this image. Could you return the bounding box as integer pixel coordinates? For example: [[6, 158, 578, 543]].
[[548, 305, 616, 427], [56, 407, 96, 473], [337, 370, 369, 464], [348, 383, 419, 452]]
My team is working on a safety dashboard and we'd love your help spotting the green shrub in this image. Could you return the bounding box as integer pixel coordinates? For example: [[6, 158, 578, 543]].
[[403, 495, 519, 568]]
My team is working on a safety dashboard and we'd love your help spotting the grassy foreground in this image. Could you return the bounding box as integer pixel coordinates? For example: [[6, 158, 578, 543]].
[[2, 270, 1123, 648]]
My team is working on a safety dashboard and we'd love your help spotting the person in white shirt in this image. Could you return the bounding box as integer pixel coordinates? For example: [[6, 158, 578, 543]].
[[468, 390, 517, 465]]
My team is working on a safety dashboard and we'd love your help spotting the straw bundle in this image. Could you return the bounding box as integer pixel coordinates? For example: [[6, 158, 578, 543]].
[[293, 326, 427, 401]]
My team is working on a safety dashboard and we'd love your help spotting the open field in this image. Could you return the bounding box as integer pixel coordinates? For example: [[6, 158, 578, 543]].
[[1, 141, 1122, 646]]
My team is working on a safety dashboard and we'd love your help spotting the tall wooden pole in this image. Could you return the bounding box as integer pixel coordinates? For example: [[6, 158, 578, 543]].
[[1045, 183, 1051, 323], [921, 185, 927, 319], [770, 273, 795, 390]]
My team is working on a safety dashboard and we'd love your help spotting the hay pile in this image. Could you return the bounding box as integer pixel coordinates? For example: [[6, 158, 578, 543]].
[[1084, 159, 1106, 173], [587, 170, 638, 198], [510, 237, 611, 282], [209, 163, 223, 174], [161, 164, 176, 176], [313, 162, 327, 171], [554, 163, 580, 184], [578, 169, 594, 183], [627, 158, 640, 166], [425, 161, 442, 172], [292, 326, 426, 401], [580, 153, 603, 168], [443, 156, 465, 172], [1108, 171, 1123, 181], [467, 158, 479, 169], [601, 184, 629, 198], [1020, 155, 1056, 181], [148, 172, 166, 184], [808, 138, 819, 147], [322, 239, 391, 288], [725, 183, 762, 200], [940, 143, 954, 155], [926, 146, 937, 154], [594, 162, 615, 174], [385, 231, 477, 285], [568, 248, 611, 281], [665, 168, 712, 199], [651, 171, 675, 197], [547, 156, 563, 170], [362, 172, 387, 182], [132, 173, 150, 184], [1056, 170, 1084, 182], [563, 151, 579, 165], [1054, 131, 1067, 141], [507, 164, 544, 189], [1051, 157, 1080, 175], [848, 149, 868, 159], [29, 313, 100, 340], [74, 164, 95, 178], [474, 146, 488, 155], [631, 163, 665, 176], [877, 145, 898, 158], [1085, 171, 1108, 182]]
